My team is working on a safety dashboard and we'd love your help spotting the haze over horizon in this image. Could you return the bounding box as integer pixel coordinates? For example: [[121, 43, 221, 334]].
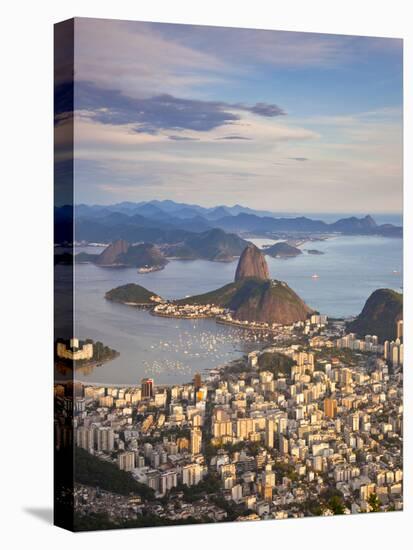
[[55, 19, 403, 214], [74, 198, 402, 219]]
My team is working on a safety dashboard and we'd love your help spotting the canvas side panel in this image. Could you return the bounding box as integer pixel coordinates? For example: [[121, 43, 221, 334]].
[[54, 18, 75, 532]]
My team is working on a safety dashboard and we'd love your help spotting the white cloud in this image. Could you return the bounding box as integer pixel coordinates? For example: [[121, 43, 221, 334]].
[[70, 103, 402, 214]]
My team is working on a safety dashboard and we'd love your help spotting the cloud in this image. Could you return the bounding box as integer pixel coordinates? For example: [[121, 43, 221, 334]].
[[67, 82, 285, 134], [248, 103, 286, 116], [215, 135, 253, 141], [69, 19, 402, 105], [73, 18, 232, 98], [70, 106, 318, 152], [168, 135, 200, 141], [158, 24, 402, 70], [289, 157, 309, 161]]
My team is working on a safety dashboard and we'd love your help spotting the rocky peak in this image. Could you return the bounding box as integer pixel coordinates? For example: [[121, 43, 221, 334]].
[[363, 215, 377, 227], [96, 239, 130, 265], [234, 243, 270, 282]]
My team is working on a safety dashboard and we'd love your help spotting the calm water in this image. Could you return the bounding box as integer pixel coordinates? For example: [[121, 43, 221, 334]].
[[251, 235, 402, 317], [55, 235, 402, 385]]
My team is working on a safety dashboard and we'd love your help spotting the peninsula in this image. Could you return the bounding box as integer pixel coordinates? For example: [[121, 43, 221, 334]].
[[106, 244, 313, 328]]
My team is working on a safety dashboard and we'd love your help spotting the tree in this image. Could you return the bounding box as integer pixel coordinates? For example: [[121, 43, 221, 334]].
[[328, 495, 345, 515], [368, 493, 381, 513]]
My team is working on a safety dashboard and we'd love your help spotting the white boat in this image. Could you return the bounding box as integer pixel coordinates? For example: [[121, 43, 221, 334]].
[[311, 273, 320, 279]]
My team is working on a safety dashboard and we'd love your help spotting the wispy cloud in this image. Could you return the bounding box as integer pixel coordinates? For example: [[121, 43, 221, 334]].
[[215, 135, 253, 141], [157, 24, 402, 70], [168, 135, 200, 142], [73, 18, 232, 98]]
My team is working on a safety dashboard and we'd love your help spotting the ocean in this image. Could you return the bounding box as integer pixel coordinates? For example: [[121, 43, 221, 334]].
[[55, 234, 402, 385]]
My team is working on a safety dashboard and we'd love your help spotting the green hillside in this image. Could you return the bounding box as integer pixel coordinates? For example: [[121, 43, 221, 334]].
[[176, 277, 312, 325], [75, 448, 154, 499], [347, 288, 403, 342], [105, 283, 161, 304]]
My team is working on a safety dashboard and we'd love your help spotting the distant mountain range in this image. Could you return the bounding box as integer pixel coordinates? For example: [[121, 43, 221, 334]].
[[54, 200, 402, 244]]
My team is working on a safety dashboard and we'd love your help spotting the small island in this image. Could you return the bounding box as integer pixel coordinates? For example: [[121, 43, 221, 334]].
[[55, 338, 119, 368], [264, 241, 302, 258], [105, 283, 163, 307], [307, 249, 325, 255]]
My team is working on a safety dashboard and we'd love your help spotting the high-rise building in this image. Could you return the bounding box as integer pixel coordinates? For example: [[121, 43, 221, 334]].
[[385, 338, 403, 367], [278, 417, 288, 435], [397, 319, 403, 340], [159, 470, 178, 495], [383, 340, 391, 360], [150, 451, 160, 468], [95, 427, 114, 451], [76, 426, 94, 451], [265, 417, 274, 448], [324, 398, 338, 419], [279, 434, 289, 455], [349, 413, 360, 432], [193, 373, 202, 391], [182, 463, 203, 486], [177, 437, 189, 452], [212, 408, 233, 438], [236, 418, 254, 440], [340, 368, 353, 387], [146, 470, 160, 492], [262, 464, 276, 486], [231, 484, 243, 502], [141, 378, 154, 398], [192, 413, 202, 427], [190, 427, 202, 455], [99, 395, 114, 407], [118, 451, 135, 471], [390, 340, 400, 367]]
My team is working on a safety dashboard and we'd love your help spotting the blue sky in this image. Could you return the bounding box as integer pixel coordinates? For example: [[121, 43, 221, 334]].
[[55, 18, 403, 213]]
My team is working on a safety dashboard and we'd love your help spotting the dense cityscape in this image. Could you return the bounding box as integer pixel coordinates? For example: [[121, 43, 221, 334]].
[[55, 315, 403, 528]]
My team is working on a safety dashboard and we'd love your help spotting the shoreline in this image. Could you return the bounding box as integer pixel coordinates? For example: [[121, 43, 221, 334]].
[[111, 299, 306, 333], [55, 352, 120, 371], [56, 354, 251, 389]]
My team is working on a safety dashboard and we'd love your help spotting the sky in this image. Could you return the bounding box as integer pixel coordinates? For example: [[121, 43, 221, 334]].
[[55, 18, 403, 214]]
